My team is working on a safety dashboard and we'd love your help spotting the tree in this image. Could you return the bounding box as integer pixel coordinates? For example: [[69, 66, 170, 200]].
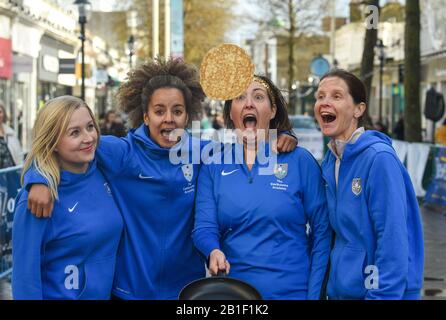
[[115, 0, 235, 66], [183, 0, 236, 67], [404, 0, 422, 142], [359, 0, 380, 129], [380, 1, 405, 22], [251, 0, 328, 110]]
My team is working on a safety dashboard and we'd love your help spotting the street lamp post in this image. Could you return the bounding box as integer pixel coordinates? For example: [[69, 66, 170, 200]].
[[376, 39, 386, 124], [74, 0, 91, 102], [127, 35, 135, 68]]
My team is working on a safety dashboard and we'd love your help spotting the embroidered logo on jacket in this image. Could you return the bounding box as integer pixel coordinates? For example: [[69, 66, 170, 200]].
[[68, 202, 78, 213], [182, 164, 194, 182], [352, 178, 362, 196], [221, 169, 239, 176], [104, 182, 112, 195], [274, 163, 288, 180]]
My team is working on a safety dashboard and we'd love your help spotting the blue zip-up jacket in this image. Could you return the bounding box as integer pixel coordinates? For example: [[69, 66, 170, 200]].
[[23, 125, 206, 299], [97, 126, 205, 299], [322, 130, 424, 300], [13, 160, 123, 300], [192, 144, 332, 299]]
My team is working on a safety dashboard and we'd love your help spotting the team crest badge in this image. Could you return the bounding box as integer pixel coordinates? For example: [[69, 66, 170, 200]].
[[274, 164, 288, 180], [103, 182, 112, 195], [182, 164, 194, 182], [352, 178, 362, 196]]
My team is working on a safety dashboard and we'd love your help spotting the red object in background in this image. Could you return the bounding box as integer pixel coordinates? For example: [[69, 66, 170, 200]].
[[0, 38, 13, 79]]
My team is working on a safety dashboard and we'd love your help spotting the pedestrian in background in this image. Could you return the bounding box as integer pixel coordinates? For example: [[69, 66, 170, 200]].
[[100, 110, 127, 137], [314, 69, 424, 300], [374, 121, 390, 137], [0, 101, 23, 168], [12, 96, 123, 299], [393, 115, 405, 141]]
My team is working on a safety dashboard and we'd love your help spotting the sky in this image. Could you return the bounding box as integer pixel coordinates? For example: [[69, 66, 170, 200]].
[[228, 0, 351, 44], [228, 0, 403, 44]]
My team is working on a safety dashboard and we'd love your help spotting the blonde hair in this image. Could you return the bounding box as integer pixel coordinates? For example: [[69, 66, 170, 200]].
[[21, 96, 99, 200]]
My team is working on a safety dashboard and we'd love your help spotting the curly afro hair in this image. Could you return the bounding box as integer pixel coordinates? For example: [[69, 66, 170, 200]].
[[117, 57, 205, 129]]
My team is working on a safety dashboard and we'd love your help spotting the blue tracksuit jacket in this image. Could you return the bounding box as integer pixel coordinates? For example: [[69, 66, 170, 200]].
[[96, 125, 206, 299], [322, 130, 424, 300], [13, 160, 123, 299], [192, 143, 332, 299]]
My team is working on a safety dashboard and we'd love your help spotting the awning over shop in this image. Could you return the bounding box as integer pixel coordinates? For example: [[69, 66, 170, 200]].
[[0, 38, 12, 79]]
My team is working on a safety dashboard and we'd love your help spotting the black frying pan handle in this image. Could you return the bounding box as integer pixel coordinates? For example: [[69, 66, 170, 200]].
[[216, 270, 227, 277]]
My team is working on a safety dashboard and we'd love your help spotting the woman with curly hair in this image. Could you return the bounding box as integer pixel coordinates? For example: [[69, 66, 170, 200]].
[[23, 57, 296, 300]]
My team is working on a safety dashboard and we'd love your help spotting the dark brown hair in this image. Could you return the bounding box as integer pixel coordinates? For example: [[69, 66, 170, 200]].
[[319, 69, 367, 127], [223, 75, 292, 132], [117, 57, 205, 128]]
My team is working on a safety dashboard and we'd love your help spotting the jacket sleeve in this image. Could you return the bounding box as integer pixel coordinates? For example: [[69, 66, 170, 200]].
[[192, 164, 221, 259], [279, 129, 298, 141], [96, 135, 133, 177], [299, 150, 332, 300], [22, 136, 132, 188], [365, 152, 409, 300], [12, 192, 51, 299], [22, 164, 49, 191]]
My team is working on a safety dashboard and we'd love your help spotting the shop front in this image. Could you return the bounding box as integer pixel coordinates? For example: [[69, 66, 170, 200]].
[[0, 37, 12, 123], [38, 35, 61, 108], [11, 21, 42, 151]]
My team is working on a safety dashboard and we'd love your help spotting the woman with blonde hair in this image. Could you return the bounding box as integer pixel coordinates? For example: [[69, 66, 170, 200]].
[[12, 96, 123, 299]]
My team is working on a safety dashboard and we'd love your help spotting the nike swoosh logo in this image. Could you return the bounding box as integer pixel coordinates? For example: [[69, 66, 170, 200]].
[[68, 202, 78, 213], [139, 174, 154, 180], [221, 169, 239, 176]]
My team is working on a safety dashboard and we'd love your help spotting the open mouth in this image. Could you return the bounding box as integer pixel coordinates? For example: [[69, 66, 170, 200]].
[[160, 128, 176, 138], [243, 114, 257, 129], [320, 111, 336, 123]]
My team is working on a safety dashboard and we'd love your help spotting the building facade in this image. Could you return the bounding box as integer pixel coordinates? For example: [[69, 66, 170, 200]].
[[0, 0, 129, 152]]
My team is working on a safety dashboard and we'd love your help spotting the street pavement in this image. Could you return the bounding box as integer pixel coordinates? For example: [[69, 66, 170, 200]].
[[1, 205, 445, 300], [420, 205, 446, 299]]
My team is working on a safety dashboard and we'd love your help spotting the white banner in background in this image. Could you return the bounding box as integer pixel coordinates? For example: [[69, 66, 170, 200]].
[[392, 140, 409, 164], [406, 143, 431, 197]]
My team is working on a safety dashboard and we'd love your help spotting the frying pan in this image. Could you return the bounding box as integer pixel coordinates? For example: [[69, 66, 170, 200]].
[[179, 272, 262, 300]]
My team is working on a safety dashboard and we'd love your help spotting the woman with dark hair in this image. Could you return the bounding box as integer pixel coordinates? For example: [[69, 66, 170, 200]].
[[24, 59, 297, 300], [0, 102, 23, 168], [314, 69, 424, 299], [192, 75, 331, 299]]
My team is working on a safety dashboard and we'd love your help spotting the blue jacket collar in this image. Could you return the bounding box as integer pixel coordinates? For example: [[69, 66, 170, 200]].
[[60, 159, 97, 186]]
